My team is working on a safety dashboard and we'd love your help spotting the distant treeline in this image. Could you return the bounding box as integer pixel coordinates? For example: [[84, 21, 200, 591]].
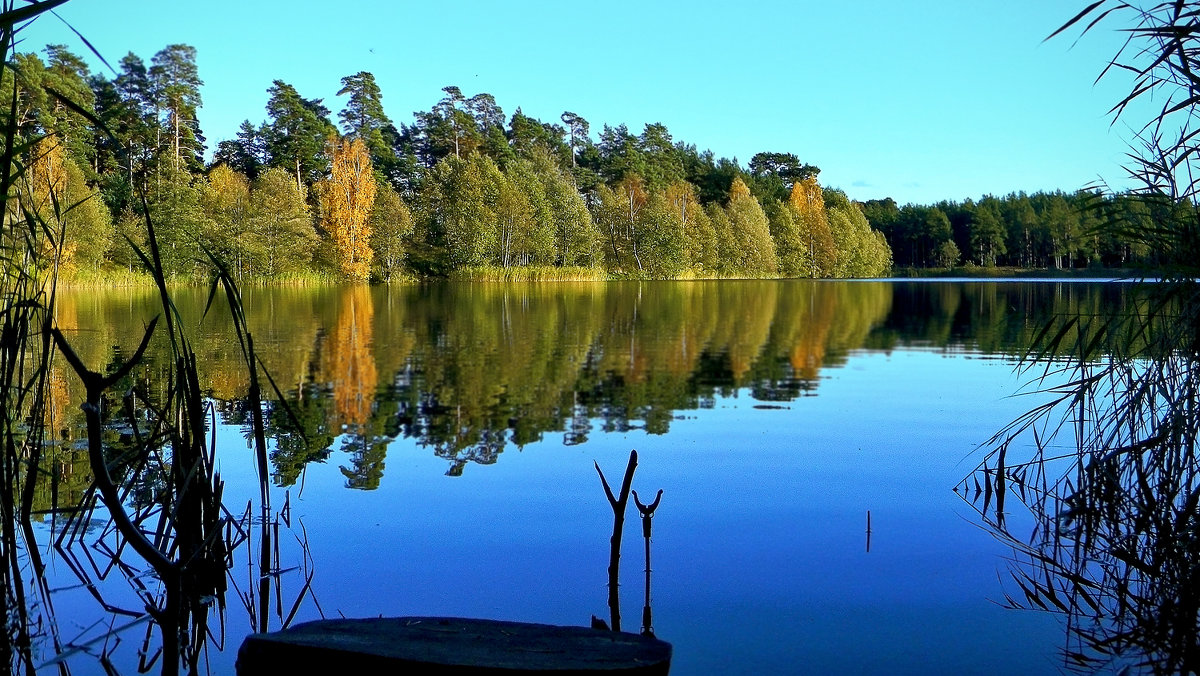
[[8, 43, 892, 282], [862, 190, 1177, 270]]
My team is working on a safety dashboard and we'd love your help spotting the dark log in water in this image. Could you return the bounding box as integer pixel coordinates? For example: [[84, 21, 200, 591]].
[[236, 616, 672, 675]]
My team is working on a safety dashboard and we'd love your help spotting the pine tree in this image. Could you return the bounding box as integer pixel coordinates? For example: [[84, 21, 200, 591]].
[[149, 44, 204, 172], [265, 80, 335, 188], [337, 71, 397, 173]]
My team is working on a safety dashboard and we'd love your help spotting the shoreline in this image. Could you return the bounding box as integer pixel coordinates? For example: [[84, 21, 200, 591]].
[[50, 265, 1154, 288]]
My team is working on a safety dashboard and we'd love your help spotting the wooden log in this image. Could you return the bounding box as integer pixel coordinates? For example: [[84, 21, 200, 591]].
[[236, 616, 672, 675]]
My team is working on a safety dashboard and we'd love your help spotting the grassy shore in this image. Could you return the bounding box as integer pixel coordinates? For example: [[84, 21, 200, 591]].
[[890, 265, 1150, 279], [54, 263, 1156, 287], [446, 265, 610, 282], [57, 267, 351, 287]]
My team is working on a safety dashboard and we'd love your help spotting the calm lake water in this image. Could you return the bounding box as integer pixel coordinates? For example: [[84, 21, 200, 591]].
[[34, 279, 1142, 674]]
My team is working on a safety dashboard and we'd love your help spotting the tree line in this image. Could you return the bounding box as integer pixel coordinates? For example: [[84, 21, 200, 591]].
[[9, 42, 892, 282], [862, 190, 1180, 270]]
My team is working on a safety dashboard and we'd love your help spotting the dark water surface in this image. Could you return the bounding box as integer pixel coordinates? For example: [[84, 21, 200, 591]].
[[38, 280, 1141, 674]]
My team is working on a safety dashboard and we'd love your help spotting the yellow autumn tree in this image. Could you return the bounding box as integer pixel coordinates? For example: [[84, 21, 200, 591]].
[[321, 135, 376, 281], [28, 137, 66, 202], [790, 177, 836, 277], [24, 138, 112, 271], [328, 286, 377, 429], [725, 177, 777, 275], [25, 138, 71, 263], [729, 176, 752, 201]]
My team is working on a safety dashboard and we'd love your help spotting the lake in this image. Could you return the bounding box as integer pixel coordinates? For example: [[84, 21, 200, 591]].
[[31, 279, 1142, 674]]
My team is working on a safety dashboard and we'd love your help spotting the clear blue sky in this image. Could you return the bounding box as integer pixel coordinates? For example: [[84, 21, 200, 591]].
[[21, 0, 1138, 205]]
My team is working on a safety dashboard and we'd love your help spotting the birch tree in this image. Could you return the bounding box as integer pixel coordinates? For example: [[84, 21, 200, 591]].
[[321, 136, 376, 281]]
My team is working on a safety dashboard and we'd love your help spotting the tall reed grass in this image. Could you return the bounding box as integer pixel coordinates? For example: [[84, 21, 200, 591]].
[[0, 4, 315, 673], [448, 265, 608, 282], [965, 4, 1200, 672]]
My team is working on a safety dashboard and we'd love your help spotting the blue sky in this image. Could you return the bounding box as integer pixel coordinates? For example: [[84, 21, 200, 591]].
[[21, 0, 1138, 205]]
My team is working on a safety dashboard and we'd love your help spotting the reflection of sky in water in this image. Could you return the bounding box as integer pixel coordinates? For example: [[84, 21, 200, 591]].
[[181, 348, 1061, 675]]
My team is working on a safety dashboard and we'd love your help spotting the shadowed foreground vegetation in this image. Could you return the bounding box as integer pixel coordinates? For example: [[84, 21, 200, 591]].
[[964, 2, 1200, 673], [0, 3, 318, 674]]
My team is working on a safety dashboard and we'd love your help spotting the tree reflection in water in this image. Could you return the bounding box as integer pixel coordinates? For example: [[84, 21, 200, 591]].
[[28, 277, 1145, 672], [54, 280, 1137, 486], [23, 256, 321, 673]]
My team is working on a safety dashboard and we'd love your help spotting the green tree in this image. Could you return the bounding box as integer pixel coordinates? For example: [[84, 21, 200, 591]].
[[666, 180, 718, 274], [200, 164, 251, 273], [924, 207, 952, 266], [528, 148, 598, 267], [369, 183, 413, 281], [507, 108, 569, 165], [212, 120, 267, 180], [109, 208, 146, 272], [415, 154, 498, 271], [41, 45, 95, 171], [724, 178, 777, 276], [593, 174, 651, 272], [146, 162, 214, 276], [825, 188, 891, 277], [765, 199, 807, 277], [150, 44, 204, 173], [635, 192, 687, 277], [561, 111, 589, 168], [934, 239, 960, 269], [337, 71, 397, 174], [596, 124, 645, 184], [748, 152, 819, 204], [638, 122, 684, 192], [499, 158, 555, 266], [491, 162, 536, 267], [969, 199, 1006, 266], [94, 53, 159, 204], [592, 180, 686, 277], [433, 86, 479, 159], [1002, 192, 1038, 267], [4, 52, 47, 140], [248, 167, 317, 276], [264, 80, 335, 188], [29, 146, 113, 272], [63, 161, 113, 271], [705, 201, 737, 276], [1040, 193, 1077, 269]]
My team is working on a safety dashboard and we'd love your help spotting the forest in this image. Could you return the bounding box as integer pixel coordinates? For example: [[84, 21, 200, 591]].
[[17, 41, 1172, 283], [862, 189, 1180, 271], [9, 42, 899, 282]]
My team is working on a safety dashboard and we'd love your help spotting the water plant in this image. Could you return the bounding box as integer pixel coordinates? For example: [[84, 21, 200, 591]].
[[965, 3, 1200, 672], [0, 3, 318, 672]]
